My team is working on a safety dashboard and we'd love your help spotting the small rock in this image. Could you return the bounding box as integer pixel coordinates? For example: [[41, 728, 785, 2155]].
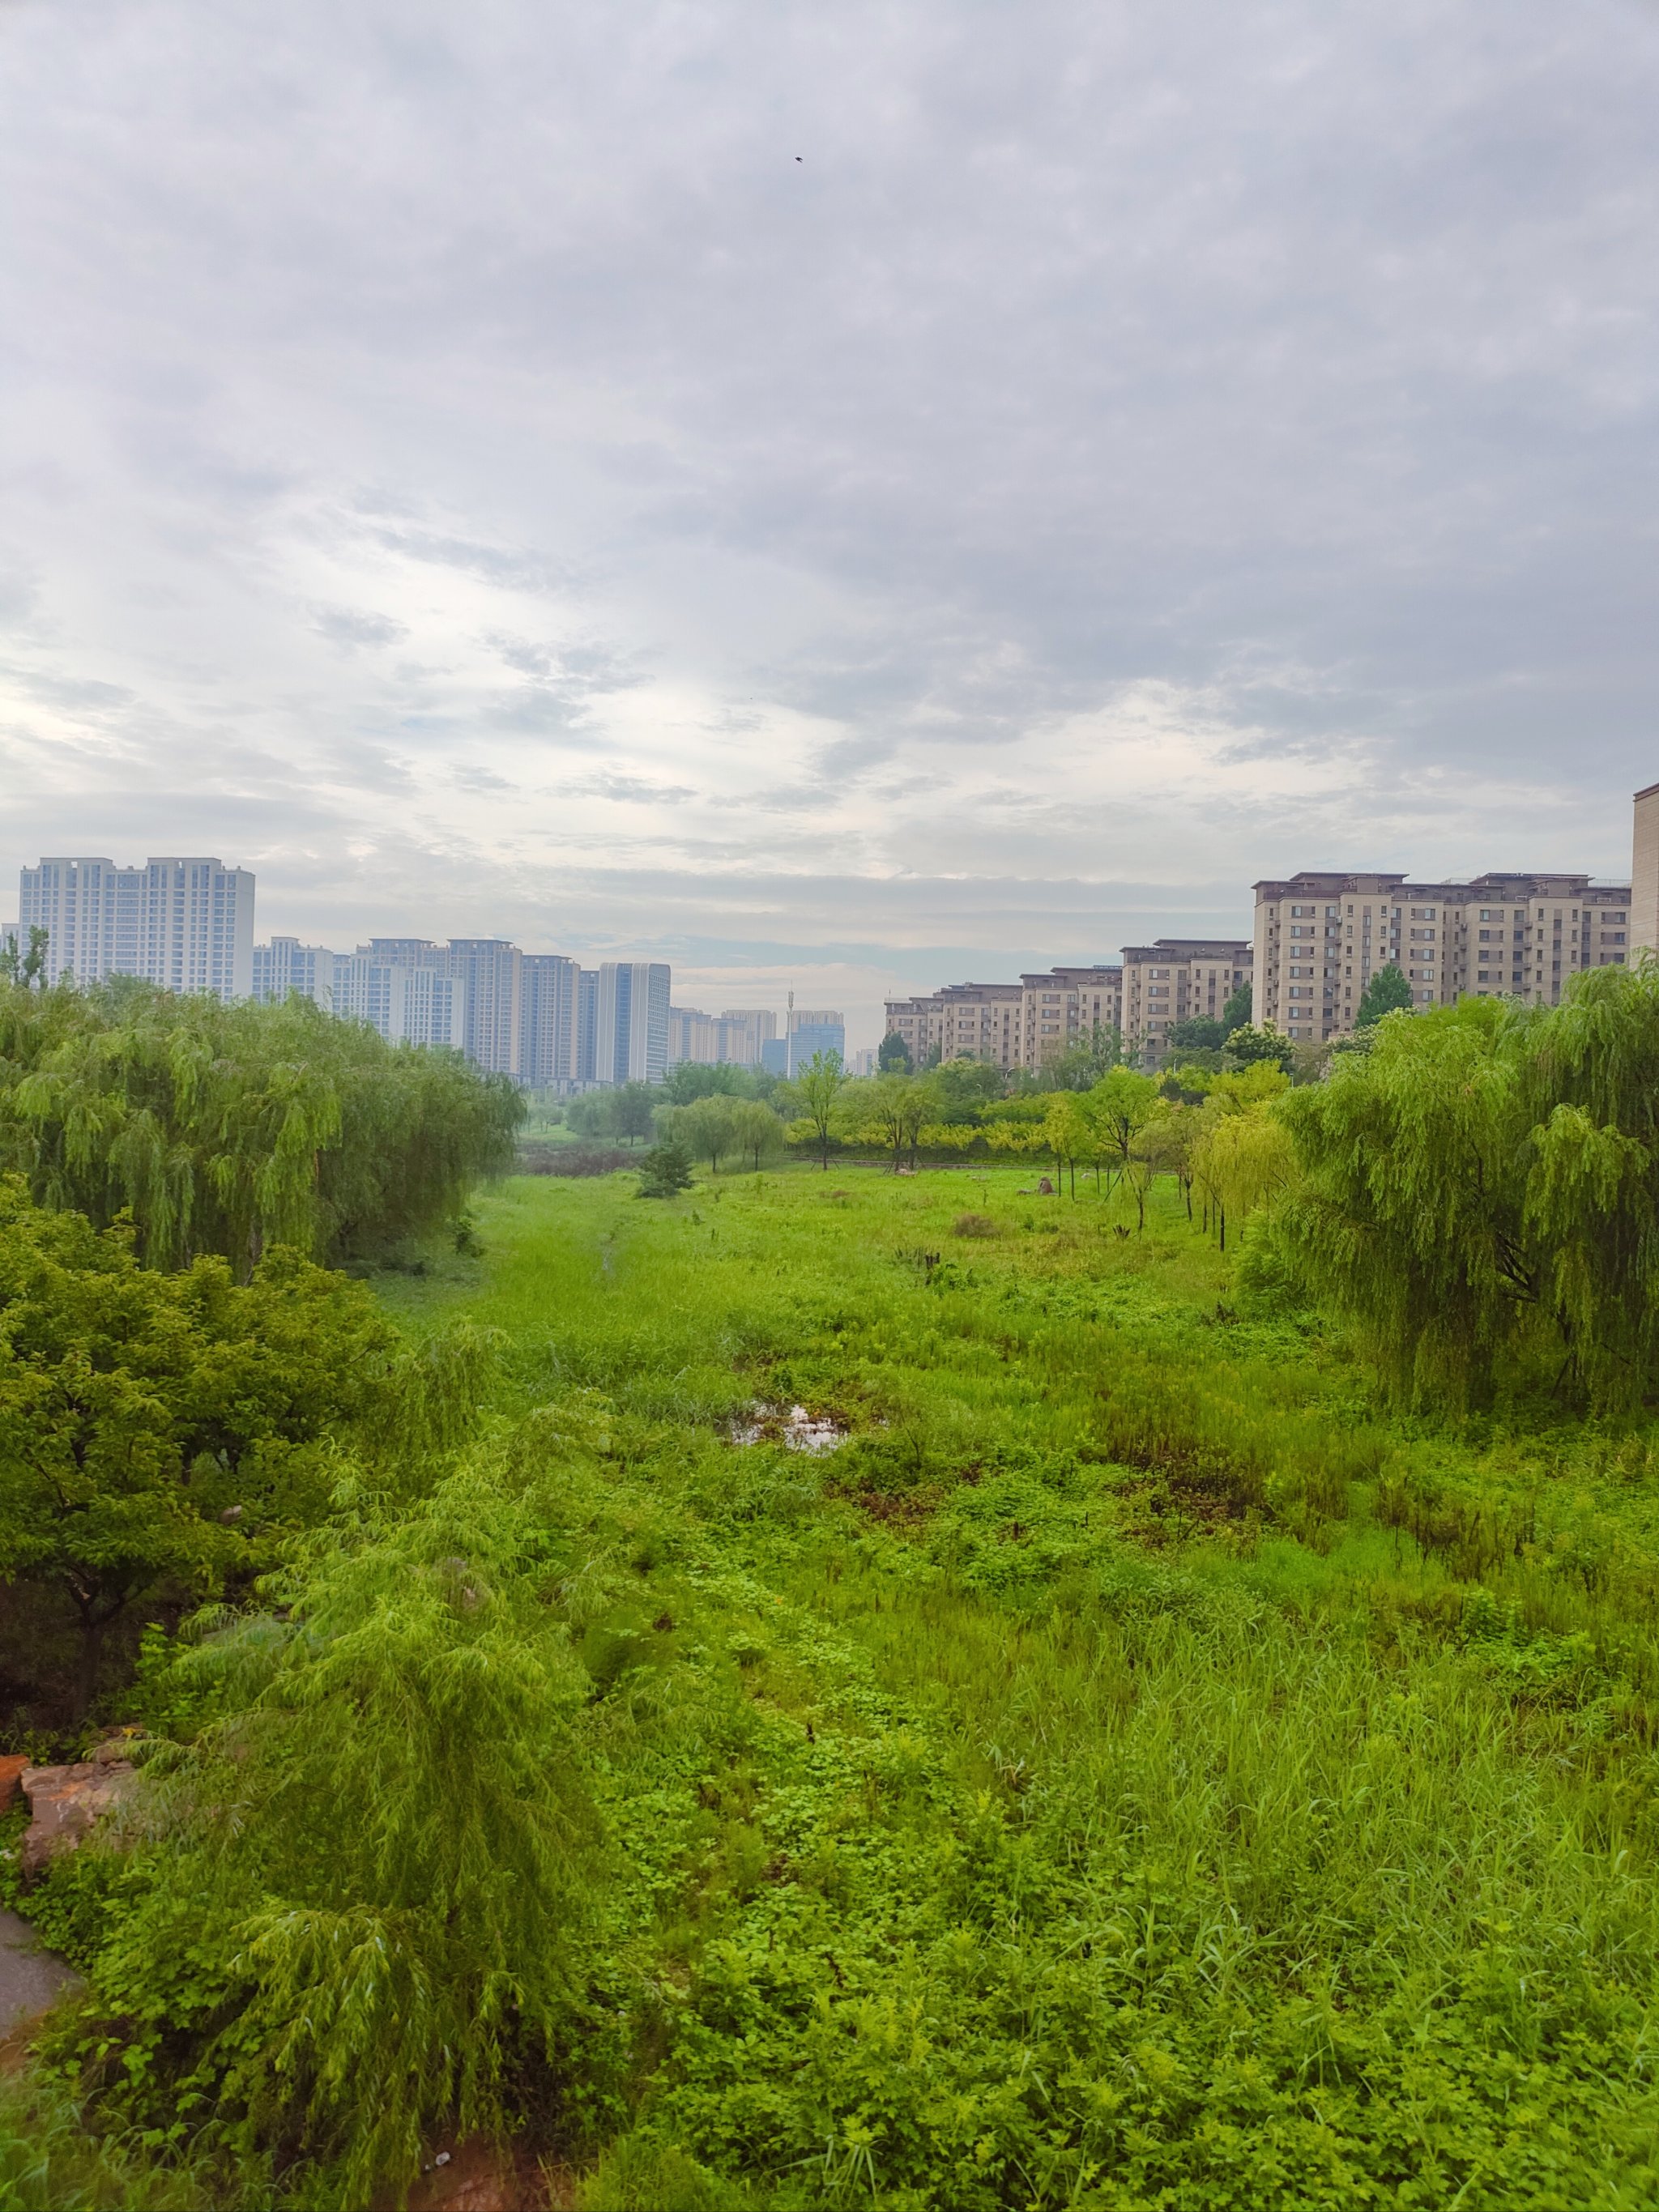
[[0, 1754, 28, 1815], [19, 1758, 135, 1879]]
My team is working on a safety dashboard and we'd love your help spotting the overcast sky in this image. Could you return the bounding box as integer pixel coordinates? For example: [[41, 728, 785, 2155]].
[[3, 0, 1658, 1042]]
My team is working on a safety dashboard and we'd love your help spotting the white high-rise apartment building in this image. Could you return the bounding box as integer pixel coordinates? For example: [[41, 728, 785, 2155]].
[[595, 961, 671, 1084], [252, 936, 336, 1008], [19, 855, 254, 1001], [520, 954, 582, 1087], [667, 1005, 778, 1068], [331, 952, 467, 1051]]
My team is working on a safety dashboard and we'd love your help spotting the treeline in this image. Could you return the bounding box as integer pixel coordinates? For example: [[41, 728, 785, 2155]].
[[1258, 961, 1659, 1417], [0, 977, 522, 1272]]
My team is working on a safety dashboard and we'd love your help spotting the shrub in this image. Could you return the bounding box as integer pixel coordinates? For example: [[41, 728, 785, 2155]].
[[637, 1140, 695, 1198]]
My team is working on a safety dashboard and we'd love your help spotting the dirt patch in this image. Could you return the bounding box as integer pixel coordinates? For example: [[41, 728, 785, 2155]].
[[395, 2139, 573, 2212]]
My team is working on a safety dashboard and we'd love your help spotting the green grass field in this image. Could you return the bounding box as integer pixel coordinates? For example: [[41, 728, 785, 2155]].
[[358, 1163, 1659, 2209]]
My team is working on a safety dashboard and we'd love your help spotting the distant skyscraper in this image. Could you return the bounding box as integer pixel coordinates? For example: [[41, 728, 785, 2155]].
[[18, 855, 254, 1001], [786, 1008, 845, 1076], [331, 951, 466, 1051], [667, 1004, 778, 1068], [252, 936, 336, 1008], [446, 939, 523, 1076], [519, 953, 581, 1087], [577, 969, 598, 1081], [596, 961, 671, 1083]]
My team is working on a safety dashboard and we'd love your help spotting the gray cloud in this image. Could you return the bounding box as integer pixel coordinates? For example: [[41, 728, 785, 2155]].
[[2, 0, 1657, 1046]]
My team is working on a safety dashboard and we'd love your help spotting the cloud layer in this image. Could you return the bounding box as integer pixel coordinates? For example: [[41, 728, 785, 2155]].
[[3, 0, 1657, 1042]]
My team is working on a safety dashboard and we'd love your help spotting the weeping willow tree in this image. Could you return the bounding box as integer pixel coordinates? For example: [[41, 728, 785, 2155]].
[[0, 977, 522, 1271], [75, 1463, 599, 2201], [1263, 965, 1659, 1414], [1188, 1102, 1296, 1250]]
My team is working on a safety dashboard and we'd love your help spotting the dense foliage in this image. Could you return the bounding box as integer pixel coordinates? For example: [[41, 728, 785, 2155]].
[[0, 1180, 493, 1724], [0, 977, 521, 1271], [15, 1163, 1659, 2207], [1262, 963, 1659, 1414]]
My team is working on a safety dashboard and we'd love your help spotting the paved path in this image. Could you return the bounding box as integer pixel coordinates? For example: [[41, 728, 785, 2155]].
[[0, 1907, 79, 2031]]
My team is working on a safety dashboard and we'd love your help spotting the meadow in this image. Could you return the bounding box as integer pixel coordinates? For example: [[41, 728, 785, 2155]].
[[10, 1153, 1659, 2208], [374, 1163, 1659, 2208]]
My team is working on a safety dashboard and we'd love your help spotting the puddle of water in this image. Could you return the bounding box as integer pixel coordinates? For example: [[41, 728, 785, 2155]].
[[731, 1403, 848, 1454]]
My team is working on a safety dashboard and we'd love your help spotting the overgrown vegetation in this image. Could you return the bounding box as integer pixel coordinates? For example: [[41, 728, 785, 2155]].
[[12, 965, 1659, 2205], [0, 1178, 495, 1726], [0, 976, 521, 1271], [1261, 963, 1659, 1413]]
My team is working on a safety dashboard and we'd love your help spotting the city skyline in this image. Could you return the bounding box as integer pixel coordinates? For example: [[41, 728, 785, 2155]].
[[5, 0, 1659, 1050]]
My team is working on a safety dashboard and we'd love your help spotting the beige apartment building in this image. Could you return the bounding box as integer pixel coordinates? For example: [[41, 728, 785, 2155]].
[[1633, 783, 1659, 956], [884, 980, 1025, 1069], [1122, 940, 1252, 1059], [884, 965, 1122, 1073], [1253, 872, 1631, 1042]]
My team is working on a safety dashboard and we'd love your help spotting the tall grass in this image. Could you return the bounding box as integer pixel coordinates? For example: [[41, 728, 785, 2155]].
[[17, 1163, 1659, 2206]]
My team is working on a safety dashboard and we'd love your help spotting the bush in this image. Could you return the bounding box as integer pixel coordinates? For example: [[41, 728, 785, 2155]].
[[53, 1465, 601, 2203], [637, 1140, 695, 1198]]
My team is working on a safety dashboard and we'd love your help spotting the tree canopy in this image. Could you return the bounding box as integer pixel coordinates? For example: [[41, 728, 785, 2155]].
[[0, 1179, 488, 1718], [0, 978, 521, 1272], [1260, 964, 1659, 1414], [780, 1050, 847, 1168], [1222, 1021, 1295, 1072], [1355, 962, 1414, 1027]]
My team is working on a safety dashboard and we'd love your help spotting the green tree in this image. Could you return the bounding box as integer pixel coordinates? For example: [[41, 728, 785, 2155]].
[[931, 1057, 1005, 1123], [663, 1061, 750, 1105], [0, 1179, 473, 1716], [1190, 1104, 1295, 1251], [1085, 1066, 1162, 1199], [1046, 1023, 1123, 1090], [1042, 1091, 1095, 1196], [877, 1032, 913, 1072], [664, 1093, 742, 1172], [1355, 962, 1414, 1027], [85, 1462, 599, 2201], [1166, 1015, 1226, 1052], [1222, 1021, 1296, 1072], [1221, 980, 1252, 1035], [850, 1072, 937, 1174], [610, 1080, 659, 1146], [0, 925, 49, 990], [0, 978, 520, 1272], [636, 1139, 694, 1197], [780, 1050, 846, 1170], [731, 1098, 786, 1170]]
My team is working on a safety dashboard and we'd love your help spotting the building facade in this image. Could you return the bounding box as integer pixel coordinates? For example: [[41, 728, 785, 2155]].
[[884, 968, 1123, 1073], [1018, 967, 1123, 1068], [1252, 872, 1631, 1043], [595, 961, 671, 1085], [330, 951, 467, 1051], [667, 1005, 778, 1068], [252, 936, 336, 1008], [1633, 784, 1659, 957], [1121, 941, 1252, 1060], [520, 953, 582, 1089], [786, 1008, 846, 1076], [19, 855, 254, 1001]]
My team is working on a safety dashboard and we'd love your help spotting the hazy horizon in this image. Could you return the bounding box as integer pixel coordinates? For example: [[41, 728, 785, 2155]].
[[5, 0, 1657, 1047]]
